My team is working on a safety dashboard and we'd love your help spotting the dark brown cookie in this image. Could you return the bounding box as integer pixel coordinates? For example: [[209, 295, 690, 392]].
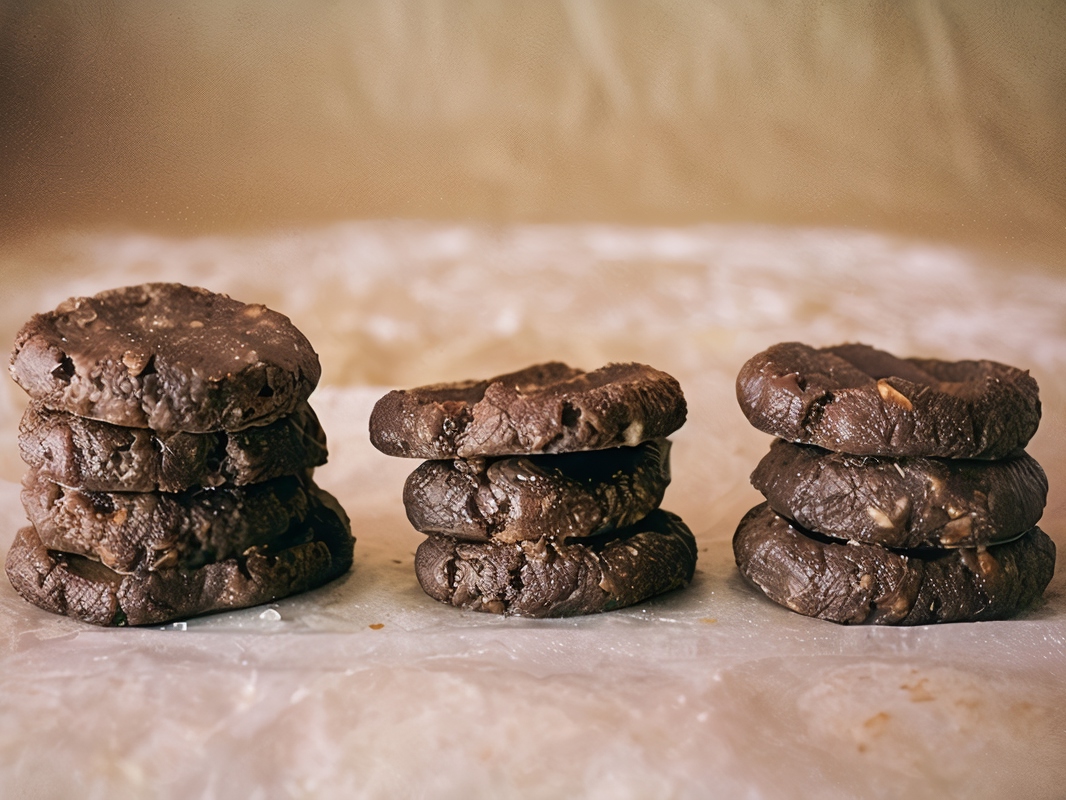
[[370, 362, 686, 459], [21, 470, 326, 573], [414, 509, 697, 617], [733, 503, 1055, 625], [19, 401, 328, 493], [751, 440, 1047, 549], [10, 283, 321, 432], [4, 491, 353, 626], [404, 439, 672, 543], [736, 342, 1040, 459]]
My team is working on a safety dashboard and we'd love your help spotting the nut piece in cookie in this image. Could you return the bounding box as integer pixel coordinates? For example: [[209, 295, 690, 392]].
[[735, 342, 1040, 459], [751, 440, 1048, 549], [10, 283, 321, 432], [732, 503, 1055, 625], [370, 361, 686, 459]]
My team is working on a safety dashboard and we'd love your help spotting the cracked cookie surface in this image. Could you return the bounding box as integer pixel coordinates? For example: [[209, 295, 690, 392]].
[[404, 439, 672, 543], [370, 362, 686, 459], [19, 401, 327, 493], [751, 440, 1047, 548], [21, 471, 325, 573], [5, 488, 353, 626], [10, 283, 321, 432], [736, 342, 1040, 459], [733, 503, 1055, 625], [414, 509, 696, 617]]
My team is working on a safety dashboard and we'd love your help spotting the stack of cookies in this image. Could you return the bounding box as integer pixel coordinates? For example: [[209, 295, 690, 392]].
[[5, 283, 353, 626], [369, 362, 697, 617], [732, 342, 1055, 625]]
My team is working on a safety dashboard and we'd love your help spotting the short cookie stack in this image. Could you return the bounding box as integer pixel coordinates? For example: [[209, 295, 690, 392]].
[[732, 342, 1055, 625], [369, 362, 697, 617], [5, 283, 353, 626]]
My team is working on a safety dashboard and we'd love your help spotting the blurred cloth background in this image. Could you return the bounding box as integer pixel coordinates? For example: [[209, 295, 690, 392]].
[[1, 0, 1064, 261]]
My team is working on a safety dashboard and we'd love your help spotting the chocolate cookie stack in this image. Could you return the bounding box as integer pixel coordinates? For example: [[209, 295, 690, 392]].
[[732, 342, 1055, 625], [369, 362, 697, 617], [5, 283, 353, 626]]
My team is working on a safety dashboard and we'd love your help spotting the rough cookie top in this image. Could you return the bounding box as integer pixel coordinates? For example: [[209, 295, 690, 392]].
[[369, 361, 687, 458], [10, 283, 321, 432], [736, 342, 1040, 459]]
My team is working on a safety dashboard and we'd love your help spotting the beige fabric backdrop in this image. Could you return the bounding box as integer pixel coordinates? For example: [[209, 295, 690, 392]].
[[1, 0, 1064, 260]]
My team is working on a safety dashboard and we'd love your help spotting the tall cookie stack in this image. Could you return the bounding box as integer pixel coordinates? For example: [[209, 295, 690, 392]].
[[5, 283, 353, 626], [732, 342, 1055, 625], [369, 362, 697, 617]]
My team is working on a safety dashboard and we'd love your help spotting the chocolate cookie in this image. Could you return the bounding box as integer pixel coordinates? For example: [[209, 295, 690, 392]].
[[736, 342, 1040, 459], [21, 471, 325, 573], [4, 492, 353, 626], [370, 362, 686, 459], [733, 503, 1055, 625], [404, 439, 672, 543], [415, 509, 697, 617], [10, 283, 321, 432], [751, 440, 1047, 549], [19, 401, 328, 493]]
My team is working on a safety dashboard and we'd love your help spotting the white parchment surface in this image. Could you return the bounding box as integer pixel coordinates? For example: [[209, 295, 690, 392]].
[[0, 223, 1062, 799]]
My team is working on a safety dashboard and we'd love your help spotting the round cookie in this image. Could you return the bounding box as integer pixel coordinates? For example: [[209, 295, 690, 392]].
[[404, 439, 672, 543], [751, 440, 1047, 549], [21, 471, 324, 573], [370, 362, 686, 459], [4, 492, 353, 627], [19, 401, 328, 493], [415, 509, 697, 617], [10, 283, 321, 432], [736, 342, 1040, 459], [733, 503, 1055, 625]]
